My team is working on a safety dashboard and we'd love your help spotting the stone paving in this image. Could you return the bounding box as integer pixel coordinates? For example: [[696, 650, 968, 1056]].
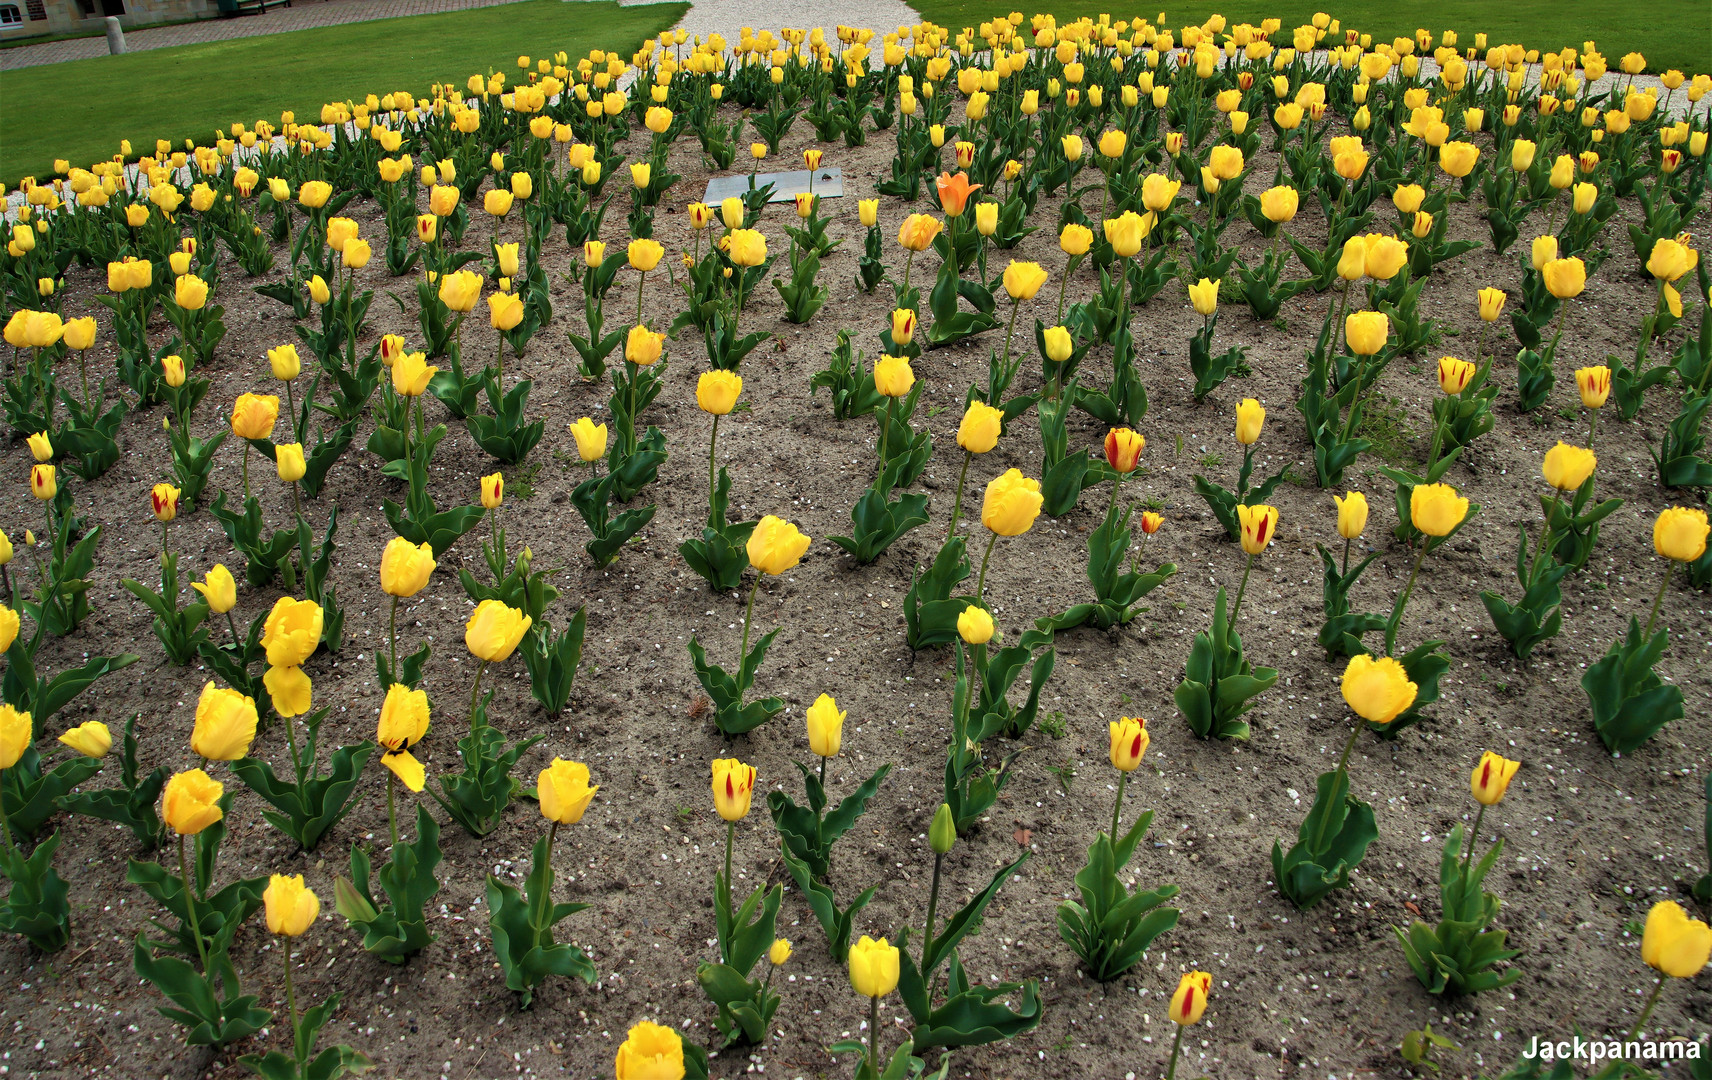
[[0, 0, 533, 70]]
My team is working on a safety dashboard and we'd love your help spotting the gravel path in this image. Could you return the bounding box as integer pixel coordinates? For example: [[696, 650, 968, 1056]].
[[0, 0, 532, 71]]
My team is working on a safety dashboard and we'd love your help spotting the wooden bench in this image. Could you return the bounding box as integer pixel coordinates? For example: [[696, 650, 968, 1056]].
[[216, 0, 292, 16]]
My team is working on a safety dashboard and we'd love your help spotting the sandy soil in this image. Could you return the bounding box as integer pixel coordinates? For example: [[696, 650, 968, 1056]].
[[3, 105, 1710, 1080]]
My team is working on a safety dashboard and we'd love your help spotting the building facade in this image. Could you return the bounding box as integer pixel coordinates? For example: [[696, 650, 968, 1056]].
[[1, 0, 218, 38]]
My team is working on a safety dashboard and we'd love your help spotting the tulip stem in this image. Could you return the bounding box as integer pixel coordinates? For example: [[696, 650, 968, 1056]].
[[467, 659, 489, 729], [289, 481, 302, 524], [0, 789, 13, 852], [922, 851, 943, 973], [635, 270, 646, 326], [225, 610, 242, 651], [738, 577, 760, 669], [1588, 409, 1599, 452], [1109, 771, 1129, 841], [1527, 490, 1565, 589], [1385, 543, 1430, 657], [241, 444, 252, 502], [1462, 803, 1486, 868], [1643, 562, 1674, 638], [1000, 297, 1020, 390], [946, 450, 971, 543], [386, 770, 398, 852], [878, 395, 894, 473], [707, 413, 719, 507], [178, 835, 212, 976], [1338, 353, 1367, 444], [1164, 1022, 1185, 1080], [283, 378, 298, 445], [1331, 279, 1351, 356], [535, 820, 560, 933], [1054, 261, 1069, 326], [867, 994, 881, 1078], [1341, 536, 1352, 578], [1229, 552, 1256, 624], [1627, 976, 1666, 1042], [818, 755, 827, 791], [975, 531, 999, 603], [388, 596, 400, 681], [901, 250, 915, 302], [281, 944, 300, 1061], [721, 820, 735, 933]]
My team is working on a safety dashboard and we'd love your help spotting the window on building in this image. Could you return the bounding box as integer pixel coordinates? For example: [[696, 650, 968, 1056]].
[[0, 4, 23, 24]]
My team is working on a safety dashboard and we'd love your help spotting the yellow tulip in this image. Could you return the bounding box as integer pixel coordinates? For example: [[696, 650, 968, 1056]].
[[696, 370, 742, 415], [1470, 751, 1520, 806], [890, 308, 916, 347], [1345, 311, 1389, 356], [627, 238, 665, 272], [1478, 287, 1506, 322], [727, 229, 768, 267], [981, 468, 1044, 537], [191, 564, 236, 614], [1042, 325, 1073, 364], [614, 1021, 685, 1080], [264, 663, 313, 718], [230, 393, 280, 440], [192, 681, 260, 762], [1234, 398, 1265, 444], [274, 443, 306, 483], [465, 599, 531, 662], [58, 720, 112, 758], [711, 757, 756, 820], [1002, 261, 1048, 300], [874, 354, 915, 398], [0, 606, 17, 655], [625, 324, 664, 366], [1103, 211, 1147, 257], [1437, 356, 1476, 395], [1542, 257, 1586, 299], [29, 463, 56, 501], [1259, 185, 1298, 223], [1341, 654, 1418, 724], [1641, 901, 1712, 978], [62, 316, 96, 351], [1653, 507, 1710, 563], [1575, 366, 1611, 409], [1542, 442, 1596, 491], [570, 417, 607, 462], [391, 351, 438, 397], [1108, 717, 1149, 771], [1169, 971, 1212, 1025], [805, 693, 846, 758], [897, 214, 942, 252], [161, 768, 224, 835], [262, 596, 323, 667], [1334, 491, 1368, 539], [1188, 277, 1219, 316], [27, 431, 52, 462], [263, 874, 320, 936], [1363, 234, 1409, 280], [538, 758, 599, 824], [1410, 482, 1469, 537], [769, 938, 792, 966], [956, 401, 1003, 454], [380, 537, 436, 597], [1237, 504, 1278, 554], [268, 344, 301, 382], [848, 935, 901, 997], [956, 603, 994, 645], [747, 515, 811, 574], [1438, 141, 1479, 177]]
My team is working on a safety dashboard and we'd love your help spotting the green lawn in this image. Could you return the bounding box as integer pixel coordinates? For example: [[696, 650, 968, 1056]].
[[910, 1, 1711, 77], [0, 0, 688, 184]]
